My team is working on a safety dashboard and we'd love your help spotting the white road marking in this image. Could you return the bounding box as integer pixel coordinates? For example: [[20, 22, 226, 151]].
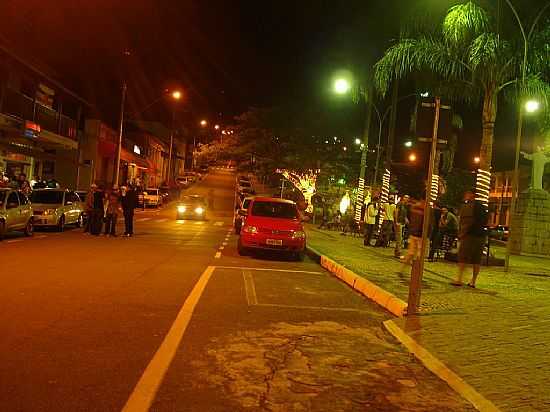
[[137, 218, 151, 222], [155, 218, 168, 223], [243, 271, 258, 305], [194, 221, 204, 225], [214, 252, 222, 259], [6, 239, 23, 243], [215, 266, 323, 275], [122, 266, 215, 412], [256, 303, 371, 313], [214, 221, 223, 226], [36, 235, 47, 238]]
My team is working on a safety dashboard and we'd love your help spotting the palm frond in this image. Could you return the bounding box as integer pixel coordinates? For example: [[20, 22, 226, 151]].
[[521, 74, 550, 108], [469, 33, 514, 85], [374, 37, 470, 95], [528, 22, 550, 76], [443, 1, 490, 46]]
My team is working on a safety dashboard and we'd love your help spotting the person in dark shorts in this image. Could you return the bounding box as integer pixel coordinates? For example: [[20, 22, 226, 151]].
[[452, 191, 488, 288]]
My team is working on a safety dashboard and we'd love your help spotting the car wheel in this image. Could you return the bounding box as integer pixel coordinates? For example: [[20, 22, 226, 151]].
[[0, 220, 5, 240], [57, 215, 65, 232], [237, 240, 248, 256], [75, 214, 83, 228], [24, 219, 34, 237]]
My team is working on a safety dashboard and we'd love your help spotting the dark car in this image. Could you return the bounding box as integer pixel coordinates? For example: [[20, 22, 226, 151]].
[[176, 195, 207, 220], [489, 225, 509, 241], [234, 196, 254, 234]]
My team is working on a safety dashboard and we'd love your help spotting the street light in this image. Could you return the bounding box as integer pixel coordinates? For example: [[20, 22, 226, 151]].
[[167, 90, 183, 184], [404, 140, 413, 148], [334, 78, 351, 95], [408, 153, 417, 162], [171, 90, 182, 100], [354, 138, 361, 145], [200, 120, 207, 127], [474, 156, 481, 164], [525, 99, 540, 113], [214, 124, 220, 130]]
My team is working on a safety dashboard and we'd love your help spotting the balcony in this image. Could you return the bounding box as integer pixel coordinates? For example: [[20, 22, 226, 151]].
[[2, 88, 77, 140]]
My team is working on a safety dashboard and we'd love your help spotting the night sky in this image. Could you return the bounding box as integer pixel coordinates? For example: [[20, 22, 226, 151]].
[[0, 0, 545, 170]]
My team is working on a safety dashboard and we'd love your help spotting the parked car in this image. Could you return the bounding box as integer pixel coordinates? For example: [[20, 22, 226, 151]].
[[76, 190, 90, 225], [238, 197, 306, 260], [31, 189, 84, 231], [199, 164, 209, 174], [143, 188, 162, 207], [234, 196, 254, 234], [489, 225, 509, 241], [181, 172, 198, 183], [176, 176, 192, 188], [176, 195, 207, 220], [237, 180, 255, 195], [0, 188, 33, 239]]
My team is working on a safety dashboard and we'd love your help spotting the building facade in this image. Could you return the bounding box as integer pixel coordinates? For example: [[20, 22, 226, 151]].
[[488, 167, 530, 226], [0, 45, 88, 188]]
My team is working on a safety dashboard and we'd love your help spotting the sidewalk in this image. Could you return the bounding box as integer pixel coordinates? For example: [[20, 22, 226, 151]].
[[306, 225, 550, 412]]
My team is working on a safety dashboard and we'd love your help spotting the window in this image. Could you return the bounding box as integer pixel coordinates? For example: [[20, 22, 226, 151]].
[[31, 191, 64, 204], [7, 192, 19, 209], [251, 201, 298, 219], [65, 192, 75, 204]]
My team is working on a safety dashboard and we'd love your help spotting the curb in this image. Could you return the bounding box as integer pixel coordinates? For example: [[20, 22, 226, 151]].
[[306, 245, 407, 317], [383, 319, 501, 412]]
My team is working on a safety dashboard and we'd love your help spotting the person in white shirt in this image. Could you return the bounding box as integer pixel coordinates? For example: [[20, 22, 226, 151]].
[[363, 199, 379, 246], [378, 197, 396, 247]]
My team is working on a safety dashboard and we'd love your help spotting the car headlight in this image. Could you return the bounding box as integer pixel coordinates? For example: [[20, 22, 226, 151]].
[[177, 205, 186, 213], [195, 207, 204, 215], [243, 225, 258, 234], [43, 209, 56, 216], [292, 230, 306, 239]]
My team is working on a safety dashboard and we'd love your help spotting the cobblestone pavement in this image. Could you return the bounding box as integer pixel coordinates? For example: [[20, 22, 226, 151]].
[[306, 225, 550, 412]]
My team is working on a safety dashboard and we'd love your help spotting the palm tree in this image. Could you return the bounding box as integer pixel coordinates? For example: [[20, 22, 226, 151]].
[[374, 1, 550, 173]]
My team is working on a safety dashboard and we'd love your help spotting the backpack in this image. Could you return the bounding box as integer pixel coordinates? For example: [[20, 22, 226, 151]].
[[469, 201, 488, 236]]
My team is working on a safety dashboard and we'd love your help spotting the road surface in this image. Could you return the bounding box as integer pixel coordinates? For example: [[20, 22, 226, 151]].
[[0, 169, 473, 411]]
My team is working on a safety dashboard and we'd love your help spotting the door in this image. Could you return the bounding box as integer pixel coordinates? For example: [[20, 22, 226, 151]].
[[17, 192, 32, 226], [5, 191, 21, 229], [64, 192, 78, 223]]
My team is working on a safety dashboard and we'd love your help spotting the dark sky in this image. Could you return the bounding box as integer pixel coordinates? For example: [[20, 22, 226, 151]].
[[0, 0, 545, 170]]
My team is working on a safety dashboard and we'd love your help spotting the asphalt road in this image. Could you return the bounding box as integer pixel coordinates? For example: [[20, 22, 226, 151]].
[[0, 169, 473, 412]]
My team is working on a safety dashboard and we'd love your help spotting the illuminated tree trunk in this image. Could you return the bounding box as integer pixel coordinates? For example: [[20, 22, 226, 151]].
[[479, 87, 498, 171]]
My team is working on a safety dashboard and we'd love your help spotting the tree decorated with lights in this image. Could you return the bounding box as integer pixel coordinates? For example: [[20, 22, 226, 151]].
[[375, 1, 550, 200]]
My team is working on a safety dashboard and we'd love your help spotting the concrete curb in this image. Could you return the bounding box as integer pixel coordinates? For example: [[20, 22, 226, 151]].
[[383, 320, 501, 412], [306, 245, 407, 317]]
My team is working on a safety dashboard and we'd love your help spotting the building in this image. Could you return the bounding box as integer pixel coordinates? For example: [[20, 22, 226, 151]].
[[0, 44, 89, 188], [488, 167, 530, 226]]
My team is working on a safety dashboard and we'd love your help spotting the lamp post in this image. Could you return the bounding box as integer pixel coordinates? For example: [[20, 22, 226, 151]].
[[167, 90, 182, 184]]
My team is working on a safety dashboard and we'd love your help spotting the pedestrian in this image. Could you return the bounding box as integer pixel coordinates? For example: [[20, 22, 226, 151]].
[[400, 198, 428, 272], [90, 184, 105, 235], [363, 198, 379, 246], [121, 185, 137, 237], [439, 206, 458, 253], [377, 196, 396, 247], [452, 191, 488, 288], [394, 195, 410, 257], [428, 202, 443, 261], [104, 185, 121, 237], [84, 183, 97, 233], [18, 173, 32, 196]]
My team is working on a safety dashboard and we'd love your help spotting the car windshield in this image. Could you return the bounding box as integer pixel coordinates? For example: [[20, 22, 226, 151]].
[[31, 191, 64, 204], [251, 201, 298, 219], [239, 181, 251, 187], [145, 189, 158, 194], [181, 196, 205, 205]]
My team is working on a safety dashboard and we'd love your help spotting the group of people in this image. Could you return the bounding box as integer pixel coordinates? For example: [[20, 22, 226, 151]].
[[84, 183, 137, 237], [0, 172, 60, 192], [361, 190, 487, 288]]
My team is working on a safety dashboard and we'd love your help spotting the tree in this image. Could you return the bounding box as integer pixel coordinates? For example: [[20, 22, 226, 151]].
[[374, 1, 550, 173]]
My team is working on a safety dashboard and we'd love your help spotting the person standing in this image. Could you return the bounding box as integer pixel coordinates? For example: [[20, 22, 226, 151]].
[[439, 206, 458, 253], [84, 184, 97, 233], [394, 195, 410, 257], [400, 198, 428, 272], [452, 191, 488, 288], [121, 185, 137, 237], [363, 198, 379, 246], [90, 184, 105, 235], [378, 197, 396, 247], [428, 203, 443, 261], [18, 173, 32, 196], [104, 185, 121, 237]]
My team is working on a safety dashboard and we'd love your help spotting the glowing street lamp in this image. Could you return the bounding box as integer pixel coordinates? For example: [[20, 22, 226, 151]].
[[474, 156, 481, 164], [200, 119, 207, 127], [408, 153, 417, 162], [404, 140, 413, 148], [214, 124, 220, 130], [334, 78, 351, 95], [171, 90, 182, 100], [525, 100, 540, 113], [354, 138, 361, 145]]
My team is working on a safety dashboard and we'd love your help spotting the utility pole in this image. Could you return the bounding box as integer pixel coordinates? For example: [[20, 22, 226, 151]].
[[354, 85, 373, 223], [386, 78, 399, 165], [407, 96, 442, 315], [167, 108, 175, 183], [114, 80, 127, 186]]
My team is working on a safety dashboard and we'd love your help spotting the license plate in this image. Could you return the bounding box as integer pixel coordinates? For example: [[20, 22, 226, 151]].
[[266, 239, 282, 246]]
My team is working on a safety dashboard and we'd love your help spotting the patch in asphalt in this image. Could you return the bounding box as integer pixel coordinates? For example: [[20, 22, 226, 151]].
[[190, 321, 474, 411]]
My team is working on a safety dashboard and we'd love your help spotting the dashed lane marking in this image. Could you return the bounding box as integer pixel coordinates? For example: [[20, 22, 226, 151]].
[[122, 266, 215, 412], [214, 251, 222, 259], [214, 221, 224, 226], [194, 221, 205, 225], [36, 235, 47, 239], [6, 239, 24, 243], [137, 218, 151, 222], [155, 218, 168, 223]]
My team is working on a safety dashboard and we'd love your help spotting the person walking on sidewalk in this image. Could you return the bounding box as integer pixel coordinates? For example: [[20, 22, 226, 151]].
[[452, 191, 488, 288], [394, 194, 410, 257], [104, 185, 121, 237], [400, 198, 428, 272], [363, 198, 379, 246], [121, 185, 137, 237]]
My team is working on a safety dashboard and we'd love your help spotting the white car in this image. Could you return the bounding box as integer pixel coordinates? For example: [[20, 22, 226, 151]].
[[31, 189, 84, 231], [143, 188, 162, 207], [237, 179, 254, 194]]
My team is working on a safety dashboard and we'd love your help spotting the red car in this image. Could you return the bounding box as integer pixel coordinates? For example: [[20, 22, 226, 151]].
[[238, 197, 306, 260]]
